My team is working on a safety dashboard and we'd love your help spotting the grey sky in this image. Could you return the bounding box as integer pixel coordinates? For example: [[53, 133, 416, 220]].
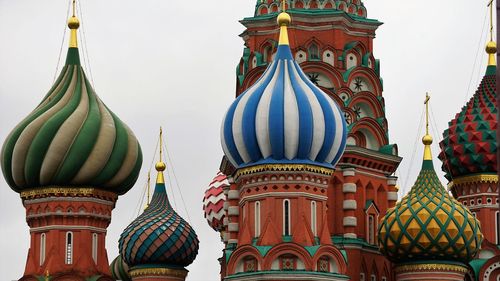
[[0, 1, 493, 280]]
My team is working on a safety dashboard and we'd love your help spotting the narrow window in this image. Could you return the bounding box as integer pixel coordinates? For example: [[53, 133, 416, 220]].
[[311, 201, 317, 236], [255, 201, 261, 237], [283, 199, 291, 236], [368, 215, 375, 244], [66, 232, 73, 264], [496, 211, 500, 244], [40, 233, 46, 265], [92, 233, 98, 263], [309, 44, 320, 60]]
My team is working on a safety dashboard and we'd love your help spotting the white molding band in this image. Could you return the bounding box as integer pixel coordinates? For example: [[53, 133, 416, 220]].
[[24, 196, 114, 206], [228, 223, 239, 232], [30, 225, 107, 233], [228, 239, 238, 244], [228, 206, 240, 216], [343, 233, 357, 239], [343, 200, 357, 210], [223, 202, 230, 210], [223, 217, 229, 226], [387, 178, 398, 186], [342, 183, 357, 193], [342, 169, 355, 177], [388, 192, 398, 201], [228, 190, 240, 200], [343, 216, 357, 227]]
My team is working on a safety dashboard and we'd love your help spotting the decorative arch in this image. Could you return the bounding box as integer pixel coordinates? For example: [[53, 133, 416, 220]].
[[348, 93, 384, 118], [263, 243, 313, 270], [346, 68, 383, 96], [322, 0, 335, 9], [294, 0, 305, 9], [312, 245, 348, 274], [270, 3, 279, 13], [257, 4, 269, 15], [240, 67, 266, 93], [227, 245, 264, 274], [300, 62, 344, 90], [350, 119, 388, 150], [308, 0, 319, 9]]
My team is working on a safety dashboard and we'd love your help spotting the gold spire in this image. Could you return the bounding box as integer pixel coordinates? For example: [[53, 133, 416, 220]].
[[486, 0, 497, 66], [155, 127, 166, 184], [422, 93, 433, 160], [68, 0, 80, 48], [45, 270, 50, 281], [277, 0, 291, 45]]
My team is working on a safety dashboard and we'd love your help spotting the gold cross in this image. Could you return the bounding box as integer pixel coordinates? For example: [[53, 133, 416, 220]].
[[424, 93, 430, 135]]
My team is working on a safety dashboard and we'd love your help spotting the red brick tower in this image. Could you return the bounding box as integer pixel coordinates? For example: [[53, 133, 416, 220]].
[[0, 2, 142, 280], [226, 1, 402, 280]]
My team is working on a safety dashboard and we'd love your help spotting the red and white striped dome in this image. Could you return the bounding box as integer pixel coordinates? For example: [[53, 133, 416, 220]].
[[203, 172, 229, 231]]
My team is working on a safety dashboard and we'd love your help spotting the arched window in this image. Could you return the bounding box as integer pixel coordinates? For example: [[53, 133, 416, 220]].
[[255, 201, 261, 237], [311, 201, 317, 236], [92, 233, 98, 263], [40, 233, 46, 265], [368, 215, 375, 244], [309, 44, 320, 60], [283, 199, 291, 236], [66, 232, 73, 264]]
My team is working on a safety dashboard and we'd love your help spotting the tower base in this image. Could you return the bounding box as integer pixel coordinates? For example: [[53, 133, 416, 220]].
[[395, 262, 468, 281]]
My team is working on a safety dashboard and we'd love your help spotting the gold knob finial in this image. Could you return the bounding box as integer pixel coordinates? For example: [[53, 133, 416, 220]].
[[68, 0, 79, 48], [277, 0, 291, 45], [423, 93, 433, 160], [487, 0, 496, 66], [155, 127, 166, 183]]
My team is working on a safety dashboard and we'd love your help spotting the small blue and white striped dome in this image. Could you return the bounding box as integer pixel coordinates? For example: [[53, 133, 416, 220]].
[[221, 43, 347, 169]]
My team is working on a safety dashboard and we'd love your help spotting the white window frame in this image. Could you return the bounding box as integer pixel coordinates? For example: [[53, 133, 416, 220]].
[[40, 233, 46, 265], [255, 201, 261, 237], [311, 201, 317, 236], [65, 232, 73, 264], [283, 199, 291, 236]]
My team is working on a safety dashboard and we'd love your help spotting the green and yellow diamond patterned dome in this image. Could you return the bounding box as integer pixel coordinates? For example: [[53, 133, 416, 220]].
[[378, 95, 483, 264], [0, 12, 142, 195]]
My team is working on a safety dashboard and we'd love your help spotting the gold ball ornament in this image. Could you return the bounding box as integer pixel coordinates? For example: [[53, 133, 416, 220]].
[[422, 134, 433, 145], [68, 16, 80, 29], [277, 12, 291, 26], [486, 41, 497, 54], [155, 161, 166, 172]]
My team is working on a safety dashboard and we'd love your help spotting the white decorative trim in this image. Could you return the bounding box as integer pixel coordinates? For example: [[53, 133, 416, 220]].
[[30, 225, 107, 233], [483, 261, 500, 280], [255, 201, 261, 237], [228, 190, 240, 200], [342, 169, 356, 177], [387, 177, 397, 186], [223, 217, 229, 226], [240, 192, 326, 205], [40, 233, 46, 266], [228, 223, 239, 232], [65, 231, 73, 264], [224, 272, 348, 281], [311, 201, 317, 236], [387, 192, 398, 201], [344, 233, 357, 239], [223, 202, 230, 210], [343, 216, 357, 227], [24, 197, 114, 206], [342, 183, 357, 193], [228, 206, 240, 216], [343, 200, 357, 210], [228, 239, 238, 244], [27, 212, 111, 220]]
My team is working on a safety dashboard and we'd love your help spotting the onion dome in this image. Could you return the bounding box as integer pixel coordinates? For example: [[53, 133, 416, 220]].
[[0, 11, 142, 194], [110, 256, 131, 281], [203, 171, 229, 231], [438, 42, 497, 181], [221, 8, 347, 169], [119, 139, 199, 268], [379, 95, 483, 264]]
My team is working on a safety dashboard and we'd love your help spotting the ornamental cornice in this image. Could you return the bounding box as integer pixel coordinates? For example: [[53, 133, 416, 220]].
[[129, 267, 188, 278], [20, 187, 118, 201], [395, 263, 468, 274], [235, 164, 334, 180], [448, 174, 498, 189]]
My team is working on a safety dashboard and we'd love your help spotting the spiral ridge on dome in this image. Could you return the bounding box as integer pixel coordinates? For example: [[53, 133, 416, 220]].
[[1, 46, 142, 195]]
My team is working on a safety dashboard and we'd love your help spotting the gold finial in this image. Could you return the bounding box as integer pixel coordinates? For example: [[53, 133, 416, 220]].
[[487, 0, 497, 66], [67, 0, 80, 48], [423, 93, 433, 160], [277, 0, 291, 45], [144, 171, 151, 209], [155, 127, 166, 184], [45, 270, 50, 281]]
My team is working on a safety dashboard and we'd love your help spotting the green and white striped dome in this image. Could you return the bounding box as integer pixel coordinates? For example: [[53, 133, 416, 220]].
[[1, 44, 142, 194]]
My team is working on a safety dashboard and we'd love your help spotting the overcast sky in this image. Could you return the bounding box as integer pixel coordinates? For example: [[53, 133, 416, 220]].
[[0, 1, 495, 280]]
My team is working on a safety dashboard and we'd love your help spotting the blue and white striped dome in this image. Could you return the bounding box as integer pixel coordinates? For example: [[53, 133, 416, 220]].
[[221, 42, 347, 169]]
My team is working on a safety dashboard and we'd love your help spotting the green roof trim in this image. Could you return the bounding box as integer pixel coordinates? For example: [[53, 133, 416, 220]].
[[469, 259, 488, 280], [379, 144, 397, 156], [304, 245, 321, 256], [486, 65, 496, 76], [332, 235, 379, 251], [255, 245, 273, 257]]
